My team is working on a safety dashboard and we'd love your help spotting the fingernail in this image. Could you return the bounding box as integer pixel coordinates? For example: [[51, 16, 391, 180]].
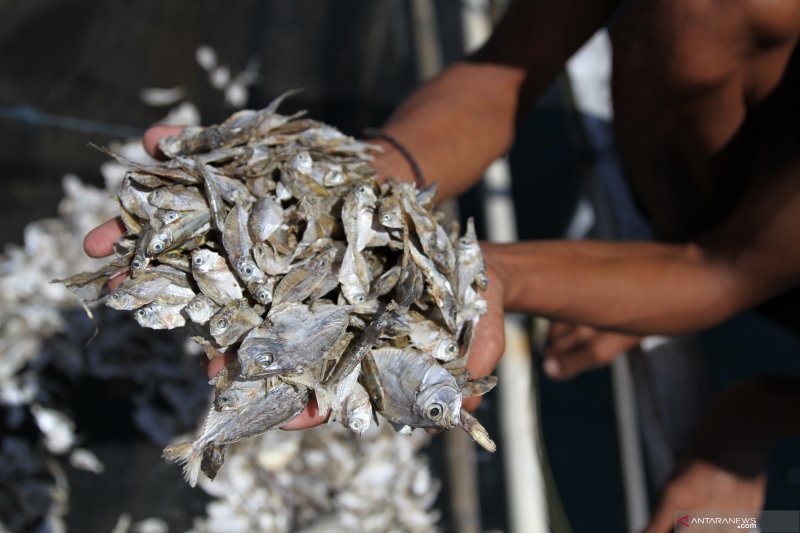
[[543, 358, 560, 377]]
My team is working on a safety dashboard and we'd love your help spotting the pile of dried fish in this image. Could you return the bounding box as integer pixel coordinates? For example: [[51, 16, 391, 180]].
[[191, 423, 439, 533], [59, 91, 496, 485], [1, 161, 440, 532]]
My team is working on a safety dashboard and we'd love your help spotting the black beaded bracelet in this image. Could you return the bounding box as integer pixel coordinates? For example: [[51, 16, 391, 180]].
[[363, 127, 427, 189]]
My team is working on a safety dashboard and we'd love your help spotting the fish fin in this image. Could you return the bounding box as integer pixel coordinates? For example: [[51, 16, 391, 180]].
[[265, 88, 304, 114], [460, 376, 498, 397], [163, 441, 203, 487], [458, 409, 496, 453]]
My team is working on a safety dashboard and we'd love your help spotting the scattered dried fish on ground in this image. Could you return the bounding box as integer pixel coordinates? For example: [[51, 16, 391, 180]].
[[59, 91, 496, 485]]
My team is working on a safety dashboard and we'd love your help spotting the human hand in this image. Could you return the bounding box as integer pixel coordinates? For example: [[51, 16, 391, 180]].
[[461, 259, 506, 412], [643, 460, 766, 533], [543, 321, 641, 380], [83, 125, 186, 288]]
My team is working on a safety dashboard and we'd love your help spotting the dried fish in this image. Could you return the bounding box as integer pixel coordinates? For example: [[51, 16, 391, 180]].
[[61, 92, 494, 484], [163, 381, 309, 486]]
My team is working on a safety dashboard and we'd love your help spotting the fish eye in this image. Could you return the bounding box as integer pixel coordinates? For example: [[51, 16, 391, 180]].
[[355, 294, 366, 303], [256, 288, 271, 301], [218, 392, 234, 407], [447, 343, 457, 354], [216, 318, 229, 329], [460, 237, 470, 246], [193, 255, 203, 265], [131, 259, 142, 269], [243, 265, 253, 276], [164, 212, 179, 223], [136, 309, 146, 318], [151, 240, 165, 253], [426, 402, 444, 420], [358, 185, 368, 194], [382, 214, 391, 222], [256, 353, 273, 366], [350, 419, 363, 431]]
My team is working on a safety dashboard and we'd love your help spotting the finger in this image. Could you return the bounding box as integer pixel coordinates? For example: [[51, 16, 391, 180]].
[[107, 272, 127, 290], [547, 321, 575, 342], [465, 281, 505, 380], [281, 396, 329, 430], [547, 324, 594, 355], [641, 499, 674, 533], [593, 332, 641, 360], [143, 125, 185, 159], [544, 343, 599, 380], [206, 354, 236, 379], [83, 217, 126, 257], [462, 396, 482, 412]]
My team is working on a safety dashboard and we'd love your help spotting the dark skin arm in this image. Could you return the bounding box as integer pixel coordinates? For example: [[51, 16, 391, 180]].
[[483, 156, 800, 336], [369, 0, 619, 197], [87, 0, 800, 418], [644, 378, 800, 533]]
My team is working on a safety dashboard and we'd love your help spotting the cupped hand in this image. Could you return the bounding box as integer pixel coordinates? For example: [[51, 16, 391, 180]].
[[85, 124, 504, 429], [82, 124, 186, 285], [643, 460, 766, 533], [462, 258, 506, 412], [543, 321, 641, 380]]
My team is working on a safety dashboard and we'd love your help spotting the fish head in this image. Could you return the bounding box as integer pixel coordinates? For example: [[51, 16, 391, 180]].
[[130, 253, 149, 277], [435, 337, 459, 362], [133, 305, 157, 327], [354, 183, 377, 206], [414, 382, 462, 429], [213, 380, 264, 412], [289, 152, 313, 174], [251, 283, 273, 306], [345, 408, 372, 436], [235, 258, 263, 284], [379, 210, 402, 229], [147, 232, 171, 256], [106, 290, 137, 310], [159, 210, 181, 226], [237, 338, 282, 377], [191, 249, 214, 274], [209, 310, 234, 339]]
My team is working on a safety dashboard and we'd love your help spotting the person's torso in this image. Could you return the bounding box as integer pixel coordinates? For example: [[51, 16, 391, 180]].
[[609, 0, 800, 241]]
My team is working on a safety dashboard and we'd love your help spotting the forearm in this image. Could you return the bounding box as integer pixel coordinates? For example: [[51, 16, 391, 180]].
[[485, 239, 740, 334], [370, 62, 524, 199], [370, 0, 618, 200], [689, 378, 800, 477]]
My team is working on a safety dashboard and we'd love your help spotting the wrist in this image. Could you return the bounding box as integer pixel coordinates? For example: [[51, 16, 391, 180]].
[[480, 242, 509, 308], [366, 135, 421, 188]]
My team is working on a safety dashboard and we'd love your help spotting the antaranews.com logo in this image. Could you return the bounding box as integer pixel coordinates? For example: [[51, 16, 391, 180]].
[[675, 510, 800, 532], [676, 514, 756, 529]]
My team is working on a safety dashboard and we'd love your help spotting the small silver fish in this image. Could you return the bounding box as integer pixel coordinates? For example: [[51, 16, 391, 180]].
[[162, 382, 309, 486], [191, 249, 244, 305], [148, 185, 207, 211], [133, 302, 187, 329], [371, 347, 461, 430], [237, 301, 349, 377], [146, 209, 211, 256], [186, 294, 221, 325], [209, 299, 262, 347]]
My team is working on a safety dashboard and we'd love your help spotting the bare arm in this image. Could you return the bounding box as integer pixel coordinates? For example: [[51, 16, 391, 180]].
[[486, 158, 800, 334], [370, 0, 619, 199]]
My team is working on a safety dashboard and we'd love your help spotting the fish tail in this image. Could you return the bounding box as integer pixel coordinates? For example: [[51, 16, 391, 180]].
[[162, 441, 203, 487], [458, 409, 496, 453]]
